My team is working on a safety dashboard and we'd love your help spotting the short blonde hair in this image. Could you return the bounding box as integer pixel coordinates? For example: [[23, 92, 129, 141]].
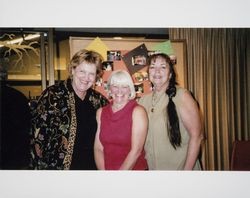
[[68, 49, 103, 80], [107, 70, 136, 99]]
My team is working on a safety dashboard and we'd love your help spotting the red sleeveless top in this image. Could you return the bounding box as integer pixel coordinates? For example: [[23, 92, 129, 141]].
[[100, 100, 147, 170]]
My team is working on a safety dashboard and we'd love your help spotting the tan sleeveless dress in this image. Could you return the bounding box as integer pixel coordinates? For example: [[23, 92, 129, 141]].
[[139, 86, 201, 170]]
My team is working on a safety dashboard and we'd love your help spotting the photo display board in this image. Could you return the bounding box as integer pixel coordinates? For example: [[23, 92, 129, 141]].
[[70, 37, 186, 99]]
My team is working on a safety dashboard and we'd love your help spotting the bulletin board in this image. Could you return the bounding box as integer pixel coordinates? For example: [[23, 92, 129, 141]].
[[69, 37, 187, 99]]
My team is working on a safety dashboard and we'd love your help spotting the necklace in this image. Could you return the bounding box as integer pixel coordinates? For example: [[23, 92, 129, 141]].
[[151, 91, 162, 113]]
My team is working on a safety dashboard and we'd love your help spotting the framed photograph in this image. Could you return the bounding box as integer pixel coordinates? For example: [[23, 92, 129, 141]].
[[107, 50, 121, 61], [132, 55, 147, 66], [134, 71, 148, 82], [134, 83, 144, 94], [95, 77, 103, 86], [122, 43, 148, 75], [102, 61, 113, 71]]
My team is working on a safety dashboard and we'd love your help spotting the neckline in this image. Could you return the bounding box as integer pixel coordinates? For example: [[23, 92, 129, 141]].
[[150, 90, 165, 113], [112, 102, 126, 113], [109, 100, 135, 114]]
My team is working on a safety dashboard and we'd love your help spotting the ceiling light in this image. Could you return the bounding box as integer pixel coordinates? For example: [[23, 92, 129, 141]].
[[113, 37, 123, 40], [0, 33, 41, 48]]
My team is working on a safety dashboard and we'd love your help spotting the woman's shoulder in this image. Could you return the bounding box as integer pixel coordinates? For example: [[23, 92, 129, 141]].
[[38, 81, 63, 100], [175, 86, 190, 98], [176, 86, 188, 93], [134, 103, 147, 113], [138, 92, 153, 104], [88, 89, 109, 109], [141, 92, 153, 98], [175, 86, 197, 106], [133, 102, 147, 117]]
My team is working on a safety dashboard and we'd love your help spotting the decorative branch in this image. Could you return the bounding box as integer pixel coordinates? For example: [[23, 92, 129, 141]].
[[0, 33, 15, 40], [0, 33, 39, 71]]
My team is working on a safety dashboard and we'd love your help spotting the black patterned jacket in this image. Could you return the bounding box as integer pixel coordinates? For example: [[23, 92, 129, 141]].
[[30, 78, 108, 170]]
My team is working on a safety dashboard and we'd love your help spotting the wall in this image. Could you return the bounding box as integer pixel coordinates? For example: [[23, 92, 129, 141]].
[[70, 37, 186, 99]]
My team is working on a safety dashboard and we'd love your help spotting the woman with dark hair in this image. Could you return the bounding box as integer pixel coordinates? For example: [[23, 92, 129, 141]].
[[139, 53, 203, 170]]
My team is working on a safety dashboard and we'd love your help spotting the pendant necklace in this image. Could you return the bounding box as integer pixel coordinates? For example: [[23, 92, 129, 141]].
[[151, 91, 161, 113]]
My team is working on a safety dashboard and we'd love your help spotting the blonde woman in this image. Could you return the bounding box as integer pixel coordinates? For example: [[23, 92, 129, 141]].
[[94, 70, 148, 170], [31, 49, 109, 170]]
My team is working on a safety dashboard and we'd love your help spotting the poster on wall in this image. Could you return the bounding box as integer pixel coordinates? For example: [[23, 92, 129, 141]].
[[122, 43, 148, 75], [69, 37, 186, 100]]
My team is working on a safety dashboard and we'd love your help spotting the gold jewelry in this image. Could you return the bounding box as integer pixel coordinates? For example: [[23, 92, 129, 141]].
[[151, 91, 161, 113]]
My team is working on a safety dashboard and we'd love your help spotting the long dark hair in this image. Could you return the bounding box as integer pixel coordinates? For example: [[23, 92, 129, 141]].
[[148, 53, 181, 149]]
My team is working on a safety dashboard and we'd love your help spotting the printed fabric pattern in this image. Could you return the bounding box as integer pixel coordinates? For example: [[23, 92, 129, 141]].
[[30, 78, 108, 170]]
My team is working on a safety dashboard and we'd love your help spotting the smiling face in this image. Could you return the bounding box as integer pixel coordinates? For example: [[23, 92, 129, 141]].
[[71, 62, 97, 98], [148, 56, 172, 92], [110, 84, 131, 107], [108, 70, 135, 111]]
